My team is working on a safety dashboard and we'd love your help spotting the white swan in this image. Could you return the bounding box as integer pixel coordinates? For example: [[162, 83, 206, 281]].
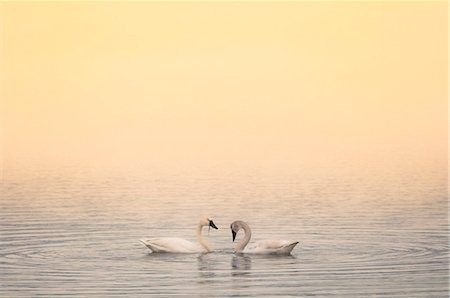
[[140, 217, 218, 253], [230, 220, 298, 254]]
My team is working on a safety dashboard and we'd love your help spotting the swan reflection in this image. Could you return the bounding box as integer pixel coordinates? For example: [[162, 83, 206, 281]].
[[231, 254, 252, 276], [197, 253, 217, 281]]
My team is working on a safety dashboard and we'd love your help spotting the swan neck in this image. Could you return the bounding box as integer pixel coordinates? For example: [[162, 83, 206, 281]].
[[236, 222, 252, 252], [196, 224, 212, 252]]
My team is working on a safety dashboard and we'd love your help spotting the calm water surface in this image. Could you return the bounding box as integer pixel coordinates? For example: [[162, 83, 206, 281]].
[[1, 161, 448, 297]]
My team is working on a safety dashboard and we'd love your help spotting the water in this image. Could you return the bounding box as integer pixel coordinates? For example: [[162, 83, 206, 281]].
[[1, 160, 448, 297]]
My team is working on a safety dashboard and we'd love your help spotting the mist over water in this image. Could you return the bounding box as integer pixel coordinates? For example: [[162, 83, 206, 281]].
[[1, 157, 447, 297], [1, 3, 447, 296]]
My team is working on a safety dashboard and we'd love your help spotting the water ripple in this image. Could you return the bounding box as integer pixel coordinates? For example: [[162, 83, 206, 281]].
[[1, 166, 448, 297]]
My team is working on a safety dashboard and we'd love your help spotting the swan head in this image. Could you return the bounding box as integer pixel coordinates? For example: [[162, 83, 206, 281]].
[[230, 221, 245, 242], [199, 217, 218, 229]]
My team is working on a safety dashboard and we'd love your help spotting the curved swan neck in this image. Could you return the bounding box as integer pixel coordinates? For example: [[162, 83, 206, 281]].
[[235, 221, 252, 252], [196, 223, 212, 252]]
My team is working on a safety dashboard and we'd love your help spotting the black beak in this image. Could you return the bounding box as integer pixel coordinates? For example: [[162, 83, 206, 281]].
[[232, 230, 237, 242], [209, 220, 218, 230]]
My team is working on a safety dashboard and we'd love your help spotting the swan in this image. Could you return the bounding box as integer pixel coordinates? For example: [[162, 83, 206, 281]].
[[230, 220, 298, 254], [140, 217, 218, 253]]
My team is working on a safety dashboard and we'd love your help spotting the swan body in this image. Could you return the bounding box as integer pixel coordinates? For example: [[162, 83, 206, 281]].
[[140, 238, 201, 253], [141, 217, 218, 253], [230, 220, 298, 255]]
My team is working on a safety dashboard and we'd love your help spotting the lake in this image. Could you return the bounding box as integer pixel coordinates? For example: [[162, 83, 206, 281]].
[[1, 159, 448, 297]]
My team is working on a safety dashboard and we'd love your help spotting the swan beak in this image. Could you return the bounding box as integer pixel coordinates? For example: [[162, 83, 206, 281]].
[[232, 230, 237, 242], [209, 220, 218, 230]]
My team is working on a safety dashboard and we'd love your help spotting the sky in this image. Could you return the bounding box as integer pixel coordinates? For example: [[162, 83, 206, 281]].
[[1, 2, 447, 170]]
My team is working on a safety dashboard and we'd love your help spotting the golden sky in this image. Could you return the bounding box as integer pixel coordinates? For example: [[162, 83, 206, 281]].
[[1, 2, 447, 169]]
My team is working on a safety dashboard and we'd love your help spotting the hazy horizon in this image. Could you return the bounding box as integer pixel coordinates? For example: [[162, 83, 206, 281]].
[[1, 2, 447, 171], [0, 2, 448, 297]]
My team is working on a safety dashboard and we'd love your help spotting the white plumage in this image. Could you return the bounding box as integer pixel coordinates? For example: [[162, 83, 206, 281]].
[[231, 220, 298, 254], [140, 217, 218, 253]]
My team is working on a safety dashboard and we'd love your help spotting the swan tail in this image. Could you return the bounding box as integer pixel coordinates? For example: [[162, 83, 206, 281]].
[[282, 241, 299, 254], [140, 239, 164, 253]]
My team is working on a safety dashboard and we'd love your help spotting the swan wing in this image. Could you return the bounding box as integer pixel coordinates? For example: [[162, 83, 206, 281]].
[[244, 240, 299, 254], [140, 238, 201, 253]]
